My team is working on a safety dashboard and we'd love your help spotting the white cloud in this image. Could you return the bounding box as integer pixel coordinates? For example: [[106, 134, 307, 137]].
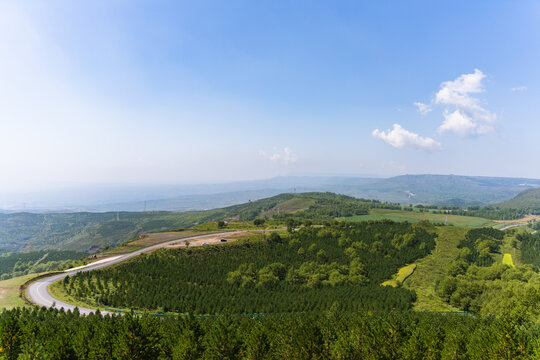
[[438, 110, 493, 137], [412, 69, 496, 137], [372, 124, 440, 150], [510, 86, 527, 92], [414, 102, 432, 115], [259, 147, 298, 165], [435, 69, 486, 108]]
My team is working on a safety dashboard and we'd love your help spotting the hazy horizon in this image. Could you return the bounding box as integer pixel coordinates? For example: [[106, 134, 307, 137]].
[[2, 1, 539, 194]]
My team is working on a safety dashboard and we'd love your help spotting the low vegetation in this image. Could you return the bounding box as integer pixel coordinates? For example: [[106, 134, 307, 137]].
[[0, 274, 44, 310], [382, 264, 416, 287], [502, 253, 515, 266]]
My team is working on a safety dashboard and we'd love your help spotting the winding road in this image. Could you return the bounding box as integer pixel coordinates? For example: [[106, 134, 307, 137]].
[[27, 231, 241, 315], [499, 223, 529, 231]]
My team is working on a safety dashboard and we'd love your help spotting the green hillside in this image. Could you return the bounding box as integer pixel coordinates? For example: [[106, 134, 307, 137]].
[[0, 191, 504, 254], [0, 193, 389, 253], [498, 187, 540, 210]]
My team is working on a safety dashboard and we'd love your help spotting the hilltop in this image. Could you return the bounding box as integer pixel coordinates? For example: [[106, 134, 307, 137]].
[[497, 187, 540, 210], [0, 193, 381, 252]]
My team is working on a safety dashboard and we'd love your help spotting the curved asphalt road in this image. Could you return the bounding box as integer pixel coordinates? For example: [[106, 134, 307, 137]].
[[499, 223, 529, 231], [27, 231, 240, 315]]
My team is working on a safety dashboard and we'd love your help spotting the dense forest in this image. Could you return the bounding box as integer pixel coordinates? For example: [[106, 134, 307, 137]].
[[518, 232, 540, 266], [437, 228, 540, 321], [0, 307, 538, 359], [0, 250, 85, 280], [63, 221, 435, 314]]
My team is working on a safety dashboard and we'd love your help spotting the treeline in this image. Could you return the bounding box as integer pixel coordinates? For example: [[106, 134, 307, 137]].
[[432, 207, 532, 220], [0, 250, 86, 280], [437, 228, 540, 321], [63, 221, 435, 314], [0, 307, 539, 359]]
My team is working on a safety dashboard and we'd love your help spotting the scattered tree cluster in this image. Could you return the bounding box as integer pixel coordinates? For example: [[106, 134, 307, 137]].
[[455, 228, 504, 267], [272, 193, 401, 223], [437, 228, 540, 321]]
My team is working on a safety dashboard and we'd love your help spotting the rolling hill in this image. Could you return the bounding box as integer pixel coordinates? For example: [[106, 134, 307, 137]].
[[0, 193, 379, 252], [497, 187, 540, 210]]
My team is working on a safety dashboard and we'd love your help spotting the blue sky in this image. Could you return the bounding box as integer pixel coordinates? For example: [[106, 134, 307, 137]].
[[1, 1, 539, 192]]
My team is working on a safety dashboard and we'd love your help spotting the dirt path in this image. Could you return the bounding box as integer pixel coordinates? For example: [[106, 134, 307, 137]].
[[494, 215, 539, 224]]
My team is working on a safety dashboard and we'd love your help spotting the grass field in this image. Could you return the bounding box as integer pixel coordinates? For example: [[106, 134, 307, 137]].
[[344, 209, 496, 227], [402, 226, 468, 311], [502, 254, 515, 267], [0, 273, 46, 309], [382, 264, 416, 287]]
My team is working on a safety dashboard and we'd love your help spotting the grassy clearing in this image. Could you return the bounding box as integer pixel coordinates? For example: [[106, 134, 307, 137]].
[[261, 198, 316, 217], [502, 254, 515, 267], [49, 279, 102, 310], [402, 226, 468, 311], [499, 231, 521, 266], [382, 264, 416, 287], [0, 273, 47, 310], [344, 209, 496, 227]]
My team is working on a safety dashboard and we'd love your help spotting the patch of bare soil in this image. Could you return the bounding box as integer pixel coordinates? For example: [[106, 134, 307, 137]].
[[164, 231, 254, 248], [494, 215, 540, 224]]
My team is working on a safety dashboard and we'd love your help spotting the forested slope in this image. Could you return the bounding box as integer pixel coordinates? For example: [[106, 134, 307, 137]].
[[0, 308, 538, 359], [63, 221, 435, 314], [498, 187, 540, 210]]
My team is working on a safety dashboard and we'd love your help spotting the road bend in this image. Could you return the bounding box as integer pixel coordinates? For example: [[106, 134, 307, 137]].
[[27, 231, 241, 315]]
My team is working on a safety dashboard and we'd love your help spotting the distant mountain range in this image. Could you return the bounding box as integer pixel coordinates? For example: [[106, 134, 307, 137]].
[[1, 174, 539, 213]]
